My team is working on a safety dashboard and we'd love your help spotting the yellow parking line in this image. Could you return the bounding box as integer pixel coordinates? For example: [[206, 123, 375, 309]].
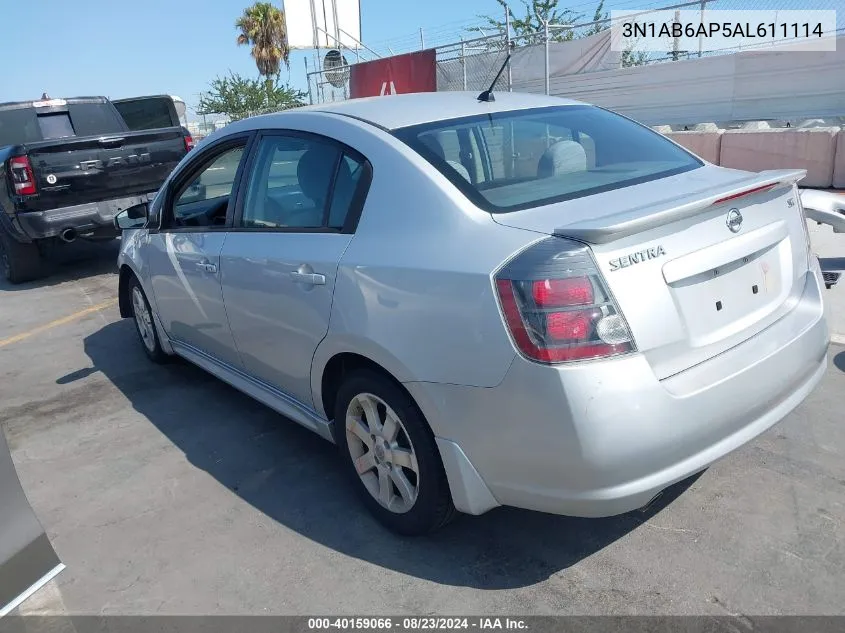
[[0, 298, 118, 349]]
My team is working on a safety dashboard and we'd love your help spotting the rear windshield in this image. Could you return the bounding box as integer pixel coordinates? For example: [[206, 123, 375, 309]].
[[393, 105, 703, 213], [0, 102, 124, 146]]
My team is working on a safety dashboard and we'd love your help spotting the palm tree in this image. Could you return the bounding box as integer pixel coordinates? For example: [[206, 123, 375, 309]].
[[236, 2, 290, 98]]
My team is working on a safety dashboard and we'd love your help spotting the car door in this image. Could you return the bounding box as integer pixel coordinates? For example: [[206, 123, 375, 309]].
[[220, 131, 372, 407], [147, 135, 252, 368], [1, 428, 63, 616]]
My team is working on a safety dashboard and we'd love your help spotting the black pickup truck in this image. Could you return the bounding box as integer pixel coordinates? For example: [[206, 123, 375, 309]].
[[0, 96, 192, 283]]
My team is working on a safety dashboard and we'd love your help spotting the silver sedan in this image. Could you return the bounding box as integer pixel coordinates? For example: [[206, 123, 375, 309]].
[[114, 92, 830, 535]]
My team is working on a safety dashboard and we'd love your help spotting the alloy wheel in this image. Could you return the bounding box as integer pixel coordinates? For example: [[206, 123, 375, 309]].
[[131, 286, 156, 353], [345, 392, 420, 514]]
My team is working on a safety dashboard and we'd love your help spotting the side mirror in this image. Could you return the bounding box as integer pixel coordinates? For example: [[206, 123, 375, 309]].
[[114, 202, 148, 231]]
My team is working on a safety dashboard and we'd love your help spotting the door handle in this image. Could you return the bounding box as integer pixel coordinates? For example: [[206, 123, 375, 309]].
[[290, 271, 326, 285], [195, 261, 217, 274]]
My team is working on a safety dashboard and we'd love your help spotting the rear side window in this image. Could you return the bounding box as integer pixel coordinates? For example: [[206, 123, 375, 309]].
[[240, 134, 367, 230], [0, 101, 125, 145], [393, 105, 702, 213], [113, 98, 176, 131], [0, 108, 40, 145]]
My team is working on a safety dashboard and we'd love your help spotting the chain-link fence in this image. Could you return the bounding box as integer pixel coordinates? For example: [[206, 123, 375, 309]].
[[303, 0, 844, 107]]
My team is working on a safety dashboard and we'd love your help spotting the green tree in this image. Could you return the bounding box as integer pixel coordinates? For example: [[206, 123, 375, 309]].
[[583, 0, 607, 37], [236, 2, 290, 98], [472, 0, 583, 43], [197, 72, 306, 121]]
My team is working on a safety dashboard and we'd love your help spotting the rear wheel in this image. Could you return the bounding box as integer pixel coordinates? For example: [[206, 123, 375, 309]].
[[129, 276, 168, 363], [335, 370, 456, 535], [0, 228, 43, 284]]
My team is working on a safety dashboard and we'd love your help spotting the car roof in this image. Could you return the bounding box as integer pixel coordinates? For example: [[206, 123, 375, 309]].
[[268, 91, 586, 131]]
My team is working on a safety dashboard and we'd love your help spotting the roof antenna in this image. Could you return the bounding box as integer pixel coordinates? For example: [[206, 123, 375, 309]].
[[477, 54, 511, 103]]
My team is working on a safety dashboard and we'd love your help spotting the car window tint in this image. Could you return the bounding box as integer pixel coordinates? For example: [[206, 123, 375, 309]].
[[113, 98, 175, 130], [394, 105, 702, 213], [67, 103, 125, 136], [170, 145, 245, 228], [479, 125, 507, 179], [241, 136, 341, 229], [37, 113, 75, 140], [0, 107, 41, 145], [327, 154, 366, 229]]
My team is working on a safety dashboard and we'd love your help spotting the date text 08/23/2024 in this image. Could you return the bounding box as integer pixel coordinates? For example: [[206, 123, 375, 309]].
[[307, 618, 528, 630]]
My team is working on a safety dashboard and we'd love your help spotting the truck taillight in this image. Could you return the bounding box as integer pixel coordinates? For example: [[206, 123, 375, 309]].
[[495, 237, 635, 364], [184, 135, 195, 152], [9, 156, 36, 196]]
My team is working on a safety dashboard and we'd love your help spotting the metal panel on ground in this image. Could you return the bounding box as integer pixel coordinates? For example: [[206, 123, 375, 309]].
[[0, 428, 63, 616]]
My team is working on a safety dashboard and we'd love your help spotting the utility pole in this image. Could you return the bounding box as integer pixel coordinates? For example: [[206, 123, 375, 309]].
[[698, 0, 705, 57], [420, 28, 425, 50], [672, 9, 681, 61], [544, 19, 550, 95], [505, 3, 512, 91]]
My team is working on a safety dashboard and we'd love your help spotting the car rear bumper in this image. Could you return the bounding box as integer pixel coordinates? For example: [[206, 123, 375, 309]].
[[11, 193, 155, 241], [408, 264, 829, 517]]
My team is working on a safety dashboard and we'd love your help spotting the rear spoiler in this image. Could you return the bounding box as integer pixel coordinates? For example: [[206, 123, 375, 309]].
[[555, 169, 806, 244], [799, 189, 845, 234]]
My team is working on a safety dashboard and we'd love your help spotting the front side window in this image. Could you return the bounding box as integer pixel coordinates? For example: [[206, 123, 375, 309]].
[[393, 105, 702, 213], [167, 144, 246, 229], [240, 135, 366, 230]]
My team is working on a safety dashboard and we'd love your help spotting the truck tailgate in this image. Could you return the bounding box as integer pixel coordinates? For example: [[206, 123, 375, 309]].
[[20, 128, 186, 212]]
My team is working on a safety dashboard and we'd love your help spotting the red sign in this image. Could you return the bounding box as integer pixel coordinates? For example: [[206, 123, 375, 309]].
[[349, 49, 437, 99]]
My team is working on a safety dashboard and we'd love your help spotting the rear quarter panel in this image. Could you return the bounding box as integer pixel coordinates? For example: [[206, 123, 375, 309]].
[[270, 113, 534, 415]]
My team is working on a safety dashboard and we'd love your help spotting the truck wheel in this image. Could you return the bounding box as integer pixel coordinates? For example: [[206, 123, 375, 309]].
[[0, 228, 43, 284]]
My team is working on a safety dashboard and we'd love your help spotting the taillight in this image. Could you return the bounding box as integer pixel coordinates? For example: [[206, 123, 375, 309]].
[[8, 156, 37, 196], [495, 237, 635, 364], [712, 183, 777, 206], [184, 135, 195, 152]]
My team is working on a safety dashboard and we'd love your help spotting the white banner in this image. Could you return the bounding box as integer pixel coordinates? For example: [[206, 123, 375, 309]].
[[611, 10, 838, 54], [284, 0, 361, 49]]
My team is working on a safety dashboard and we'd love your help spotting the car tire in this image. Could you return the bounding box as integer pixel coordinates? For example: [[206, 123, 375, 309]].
[[0, 228, 44, 284], [335, 370, 457, 536], [128, 276, 168, 364]]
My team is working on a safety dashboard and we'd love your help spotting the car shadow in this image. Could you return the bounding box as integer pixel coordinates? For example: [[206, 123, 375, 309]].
[[72, 320, 702, 590], [0, 239, 120, 292]]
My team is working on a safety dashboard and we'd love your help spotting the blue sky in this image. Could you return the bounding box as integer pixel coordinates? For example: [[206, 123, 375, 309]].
[[0, 0, 502, 119]]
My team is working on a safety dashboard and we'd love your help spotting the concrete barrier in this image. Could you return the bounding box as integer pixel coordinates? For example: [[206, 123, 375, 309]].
[[665, 131, 723, 165], [834, 130, 845, 189], [719, 128, 839, 188]]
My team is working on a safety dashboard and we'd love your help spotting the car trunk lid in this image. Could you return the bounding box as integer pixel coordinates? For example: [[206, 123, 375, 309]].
[[492, 166, 810, 379]]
